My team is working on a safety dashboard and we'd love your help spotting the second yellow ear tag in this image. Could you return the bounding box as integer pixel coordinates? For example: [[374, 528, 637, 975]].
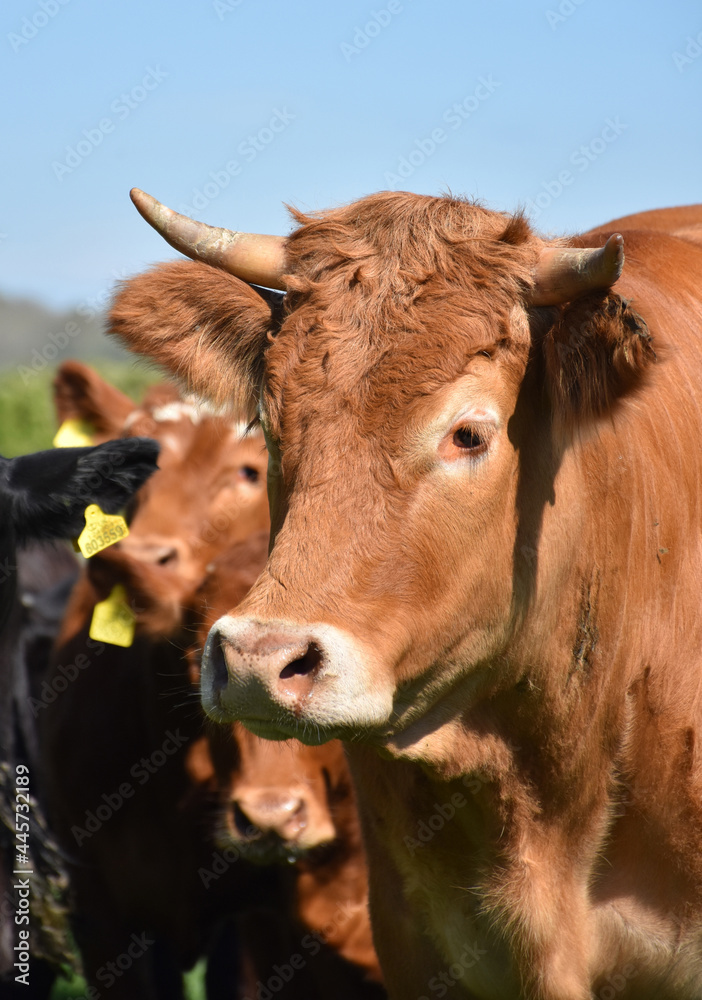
[[89, 585, 135, 647], [53, 419, 94, 448], [76, 505, 129, 559]]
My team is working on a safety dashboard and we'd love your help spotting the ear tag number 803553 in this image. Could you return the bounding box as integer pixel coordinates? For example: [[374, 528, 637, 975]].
[[76, 504, 129, 559]]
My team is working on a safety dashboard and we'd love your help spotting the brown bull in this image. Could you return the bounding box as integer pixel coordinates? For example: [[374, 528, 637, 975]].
[[110, 189, 702, 999]]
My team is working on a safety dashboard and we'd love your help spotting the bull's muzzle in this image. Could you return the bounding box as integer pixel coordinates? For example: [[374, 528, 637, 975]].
[[201, 617, 394, 742]]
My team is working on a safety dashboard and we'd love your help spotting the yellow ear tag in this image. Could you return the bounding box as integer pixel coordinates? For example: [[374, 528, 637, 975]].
[[76, 505, 129, 559], [89, 584, 135, 647], [53, 419, 94, 448]]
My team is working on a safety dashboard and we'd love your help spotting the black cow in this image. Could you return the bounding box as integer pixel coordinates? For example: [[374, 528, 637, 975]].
[[0, 437, 159, 995]]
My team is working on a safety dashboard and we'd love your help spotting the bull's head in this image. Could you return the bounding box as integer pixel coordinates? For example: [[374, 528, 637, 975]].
[[112, 189, 654, 751]]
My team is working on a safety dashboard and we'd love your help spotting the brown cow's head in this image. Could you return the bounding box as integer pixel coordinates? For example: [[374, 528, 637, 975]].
[[111, 191, 655, 746], [54, 362, 269, 637], [187, 536, 348, 863]]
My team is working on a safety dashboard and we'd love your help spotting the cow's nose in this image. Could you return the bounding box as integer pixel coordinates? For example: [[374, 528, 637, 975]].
[[211, 626, 325, 704], [233, 793, 307, 843], [118, 536, 180, 568]]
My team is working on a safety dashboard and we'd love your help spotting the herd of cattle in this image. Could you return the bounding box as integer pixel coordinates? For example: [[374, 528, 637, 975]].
[[1, 192, 702, 999]]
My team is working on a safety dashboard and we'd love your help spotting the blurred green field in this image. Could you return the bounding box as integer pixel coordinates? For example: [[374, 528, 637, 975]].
[[0, 361, 160, 457]]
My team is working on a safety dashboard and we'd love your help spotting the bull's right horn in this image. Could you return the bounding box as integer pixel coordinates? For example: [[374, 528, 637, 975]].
[[130, 188, 287, 290], [529, 233, 624, 306]]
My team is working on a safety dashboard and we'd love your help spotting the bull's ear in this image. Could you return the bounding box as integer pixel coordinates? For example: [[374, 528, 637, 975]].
[[53, 361, 135, 442], [540, 292, 656, 428], [109, 261, 277, 417]]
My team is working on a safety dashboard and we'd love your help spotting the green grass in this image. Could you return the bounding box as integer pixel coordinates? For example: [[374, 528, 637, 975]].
[[49, 970, 86, 999], [0, 361, 160, 457], [49, 959, 207, 999]]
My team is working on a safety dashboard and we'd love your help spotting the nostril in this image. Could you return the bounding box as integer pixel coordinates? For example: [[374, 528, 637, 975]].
[[278, 643, 324, 707], [279, 643, 323, 680], [156, 546, 178, 567], [208, 634, 230, 696], [232, 802, 259, 840]]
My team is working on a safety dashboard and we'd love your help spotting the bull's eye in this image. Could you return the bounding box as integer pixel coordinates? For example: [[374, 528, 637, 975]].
[[239, 466, 260, 483], [453, 426, 485, 451], [438, 418, 494, 463]]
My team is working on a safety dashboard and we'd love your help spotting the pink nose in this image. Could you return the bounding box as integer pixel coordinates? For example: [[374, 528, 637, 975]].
[[232, 793, 308, 843], [207, 625, 325, 706], [117, 535, 181, 568]]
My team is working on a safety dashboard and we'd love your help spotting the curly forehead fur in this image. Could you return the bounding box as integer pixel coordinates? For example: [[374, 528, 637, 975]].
[[263, 192, 539, 427]]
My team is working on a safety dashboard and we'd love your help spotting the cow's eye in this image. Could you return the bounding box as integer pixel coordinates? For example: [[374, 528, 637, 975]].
[[439, 420, 493, 462], [239, 466, 260, 483], [453, 426, 486, 451]]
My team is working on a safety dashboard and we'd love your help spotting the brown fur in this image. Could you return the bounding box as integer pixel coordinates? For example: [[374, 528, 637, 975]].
[[53, 360, 135, 441], [110, 262, 274, 415], [587, 202, 702, 243]]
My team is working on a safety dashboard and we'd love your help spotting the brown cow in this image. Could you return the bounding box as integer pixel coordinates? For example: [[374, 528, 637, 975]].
[[109, 189, 702, 999], [40, 367, 273, 996], [41, 365, 381, 998], [52, 361, 269, 638]]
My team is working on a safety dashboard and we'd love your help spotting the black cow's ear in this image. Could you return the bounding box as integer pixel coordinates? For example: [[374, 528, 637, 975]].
[[6, 438, 159, 543], [540, 292, 656, 429]]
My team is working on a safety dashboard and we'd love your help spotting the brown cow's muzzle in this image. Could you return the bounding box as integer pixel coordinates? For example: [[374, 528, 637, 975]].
[[224, 785, 336, 864], [88, 533, 199, 636], [201, 616, 395, 744]]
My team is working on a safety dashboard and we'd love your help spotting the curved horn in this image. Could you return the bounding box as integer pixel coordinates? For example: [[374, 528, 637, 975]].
[[529, 233, 624, 306], [130, 188, 287, 290]]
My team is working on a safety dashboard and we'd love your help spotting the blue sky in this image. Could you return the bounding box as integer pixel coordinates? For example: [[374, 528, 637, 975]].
[[1, 0, 700, 311]]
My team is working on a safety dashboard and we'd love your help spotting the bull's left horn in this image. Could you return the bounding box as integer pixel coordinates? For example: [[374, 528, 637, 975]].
[[529, 233, 624, 306], [130, 188, 287, 290]]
